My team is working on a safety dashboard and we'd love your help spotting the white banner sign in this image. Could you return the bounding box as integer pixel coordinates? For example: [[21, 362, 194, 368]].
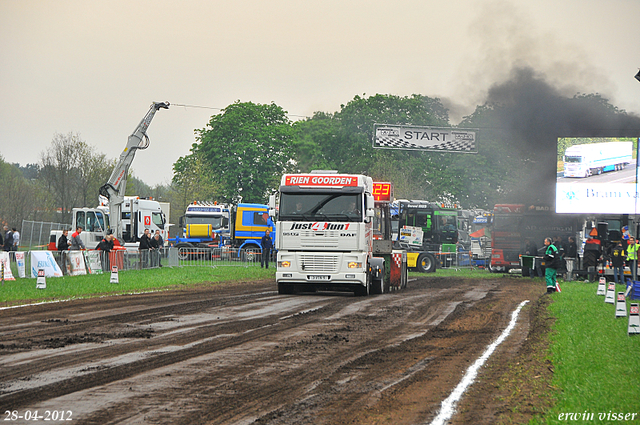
[[30, 251, 63, 278], [557, 182, 640, 214], [374, 124, 477, 153], [67, 251, 87, 276], [15, 251, 26, 278], [85, 251, 103, 275], [1, 252, 15, 281]]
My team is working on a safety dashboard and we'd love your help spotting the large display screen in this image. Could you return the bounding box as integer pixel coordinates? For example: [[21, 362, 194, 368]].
[[556, 137, 639, 214]]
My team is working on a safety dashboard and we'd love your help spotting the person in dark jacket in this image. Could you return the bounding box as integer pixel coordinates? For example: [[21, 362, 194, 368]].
[[56, 229, 70, 273], [150, 232, 163, 267], [565, 236, 578, 259], [97, 234, 115, 271], [3, 226, 13, 252], [97, 234, 114, 251], [260, 230, 273, 269], [139, 228, 152, 268], [611, 241, 627, 285], [57, 229, 69, 251]]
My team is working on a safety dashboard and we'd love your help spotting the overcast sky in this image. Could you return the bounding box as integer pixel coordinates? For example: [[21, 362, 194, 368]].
[[2, 0, 640, 187]]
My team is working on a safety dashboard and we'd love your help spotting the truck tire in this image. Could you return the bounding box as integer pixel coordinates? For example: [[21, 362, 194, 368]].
[[371, 272, 384, 295], [240, 247, 258, 263], [416, 253, 436, 273], [278, 283, 294, 294], [175, 243, 193, 261], [354, 275, 370, 297]]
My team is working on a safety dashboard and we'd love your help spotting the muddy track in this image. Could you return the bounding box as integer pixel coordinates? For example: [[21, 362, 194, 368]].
[[0, 276, 545, 424]]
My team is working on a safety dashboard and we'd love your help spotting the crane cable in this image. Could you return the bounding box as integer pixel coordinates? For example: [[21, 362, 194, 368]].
[[171, 103, 310, 119]]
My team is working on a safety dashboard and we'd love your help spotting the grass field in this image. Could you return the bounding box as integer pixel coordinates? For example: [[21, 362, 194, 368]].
[[535, 280, 640, 424], [0, 265, 276, 306]]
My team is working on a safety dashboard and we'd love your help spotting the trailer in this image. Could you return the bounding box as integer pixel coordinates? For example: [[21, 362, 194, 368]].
[[563, 141, 632, 178]]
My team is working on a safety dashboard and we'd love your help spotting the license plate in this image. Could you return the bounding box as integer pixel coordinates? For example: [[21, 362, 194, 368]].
[[308, 275, 330, 281]]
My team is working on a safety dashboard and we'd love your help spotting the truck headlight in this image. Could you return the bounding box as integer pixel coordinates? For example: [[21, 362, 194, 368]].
[[279, 261, 291, 268], [348, 262, 362, 269]]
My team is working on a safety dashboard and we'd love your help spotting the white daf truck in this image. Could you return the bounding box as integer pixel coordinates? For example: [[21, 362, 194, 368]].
[[271, 171, 407, 296]]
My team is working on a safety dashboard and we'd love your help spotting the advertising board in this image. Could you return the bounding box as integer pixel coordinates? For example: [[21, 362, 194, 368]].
[[556, 137, 639, 214]]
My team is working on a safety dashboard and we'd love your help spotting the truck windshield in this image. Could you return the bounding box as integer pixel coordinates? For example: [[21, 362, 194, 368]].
[[152, 212, 165, 229], [279, 193, 363, 222], [564, 156, 582, 163], [185, 214, 225, 229]]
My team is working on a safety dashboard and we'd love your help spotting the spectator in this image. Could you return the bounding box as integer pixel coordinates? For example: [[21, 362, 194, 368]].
[[139, 228, 152, 268], [70, 227, 86, 250], [154, 230, 164, 248], [57, 229, 70, 274], [150, 232, 163, 267], [524, 239, 538, 277], [260, 230, 273, 269], [611, 241, 627, 285], [544, 237, 559, 293], [97, 233, 115, 271], [11, 228, 19, 251], [627, 236, 639, 282], [565, 236, 577, 259], [3, 226, 13, 252], [57, 229, 70, 251]]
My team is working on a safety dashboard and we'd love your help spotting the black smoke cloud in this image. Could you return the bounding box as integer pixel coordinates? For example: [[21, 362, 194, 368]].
[[478, 67, 640, 206]]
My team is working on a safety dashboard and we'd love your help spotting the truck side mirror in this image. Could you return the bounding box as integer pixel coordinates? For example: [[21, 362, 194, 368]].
[[268, 194, 277, 218], [366, 195, 374, 210]]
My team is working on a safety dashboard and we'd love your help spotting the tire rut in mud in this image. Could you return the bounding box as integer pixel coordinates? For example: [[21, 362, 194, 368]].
[[0, 276, 546, 424]]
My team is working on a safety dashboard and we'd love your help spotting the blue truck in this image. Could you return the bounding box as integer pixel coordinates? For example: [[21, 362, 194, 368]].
[[170, 202, 275, 260]]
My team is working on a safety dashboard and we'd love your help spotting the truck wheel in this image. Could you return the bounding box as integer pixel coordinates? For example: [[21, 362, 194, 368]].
[[240, 247, 257, 263], [278, 283, 294, 295], [371, 272, 384, 295], [417, 253, 436, 273], [175, 243, 192, 261], [354, 275, 370, 297]]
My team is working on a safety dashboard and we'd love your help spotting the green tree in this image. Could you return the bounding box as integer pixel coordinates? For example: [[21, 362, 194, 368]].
[[293, 93, 458, 202], [190, 101, 294, 204], [0, 156, 54, 227], [38, 132, 114, 221]]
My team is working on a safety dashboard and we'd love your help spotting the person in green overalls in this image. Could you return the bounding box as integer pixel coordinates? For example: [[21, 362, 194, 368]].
[[544, 237, 558, 293]]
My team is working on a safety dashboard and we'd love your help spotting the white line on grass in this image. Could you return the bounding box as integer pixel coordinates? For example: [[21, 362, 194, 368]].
[[428, 299, 530, 425]]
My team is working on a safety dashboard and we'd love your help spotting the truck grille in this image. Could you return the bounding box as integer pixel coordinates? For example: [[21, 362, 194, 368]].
[[299, 255, 339, 272], [299, 231, 341, 248]]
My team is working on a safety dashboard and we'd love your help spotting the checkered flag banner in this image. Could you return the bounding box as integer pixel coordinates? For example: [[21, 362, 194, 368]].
[[374, 124, 478, 153]]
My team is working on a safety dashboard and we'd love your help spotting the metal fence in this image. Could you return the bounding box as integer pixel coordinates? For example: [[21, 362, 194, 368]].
[[0, 246, 267, 280], [177, 246, 265, 267], [434, 250, 492, 270], [20, 220, 68, 250]]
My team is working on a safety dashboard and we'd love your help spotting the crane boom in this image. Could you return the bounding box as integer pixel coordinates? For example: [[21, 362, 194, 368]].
[[99, 101, 169, 242]]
